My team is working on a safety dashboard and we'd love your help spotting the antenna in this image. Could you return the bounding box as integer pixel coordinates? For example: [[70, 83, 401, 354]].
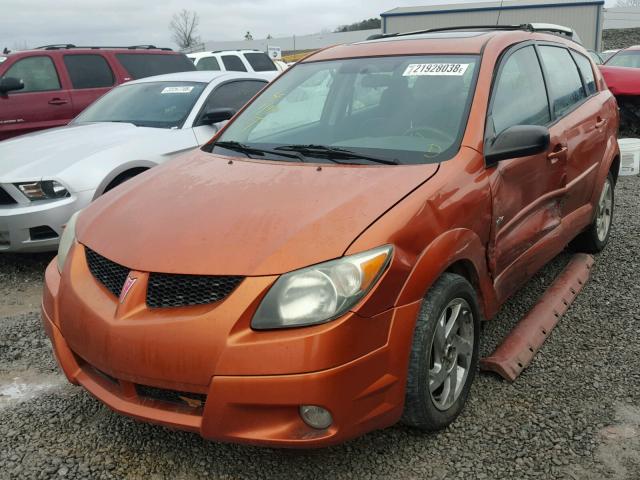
[[496, 0, 505, 25]]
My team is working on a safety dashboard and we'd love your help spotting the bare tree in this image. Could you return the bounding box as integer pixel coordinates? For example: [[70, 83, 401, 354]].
[[169, 9, 201, 49], [616, 0, 640, 6]]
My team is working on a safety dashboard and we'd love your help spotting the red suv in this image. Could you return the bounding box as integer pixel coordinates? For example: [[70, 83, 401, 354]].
[[0, 45, 196, 140]]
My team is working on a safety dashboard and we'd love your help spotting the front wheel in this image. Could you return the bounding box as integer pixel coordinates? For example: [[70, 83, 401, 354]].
[[570, 172, 614, 253], [402, 273, 480, 430]]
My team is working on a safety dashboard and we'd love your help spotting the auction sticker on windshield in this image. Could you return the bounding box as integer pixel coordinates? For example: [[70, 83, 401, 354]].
[[161, 86, 195, 94], [403, 63, 469, 76]]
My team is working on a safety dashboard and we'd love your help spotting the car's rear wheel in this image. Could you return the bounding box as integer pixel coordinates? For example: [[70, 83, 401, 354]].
[[402, 273, 480, 430], [570, 172, 614, 253]]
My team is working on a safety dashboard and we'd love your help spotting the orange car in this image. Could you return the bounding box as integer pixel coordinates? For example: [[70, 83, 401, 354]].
[[42, 24, 619, 447]]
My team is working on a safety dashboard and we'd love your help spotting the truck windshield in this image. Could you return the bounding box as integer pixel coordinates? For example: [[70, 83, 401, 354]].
[[212, 55, 479, 165], [606, 51, 640, 68], [73, 81, 206, 129]]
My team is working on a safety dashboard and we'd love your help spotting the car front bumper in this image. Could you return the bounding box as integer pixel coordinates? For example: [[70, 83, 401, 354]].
[[41, 248, 422, 448], [0, 189, 94, 253]]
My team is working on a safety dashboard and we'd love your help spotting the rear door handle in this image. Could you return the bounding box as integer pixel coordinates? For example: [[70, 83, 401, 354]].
[[595, 117, 607, 128], [547, 145, 568, 163], [48, 98, 68, 105]]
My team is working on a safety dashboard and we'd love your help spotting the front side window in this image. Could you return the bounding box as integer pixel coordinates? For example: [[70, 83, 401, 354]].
[[605, 50, 640, 68], [200, 80, 266, 114], [572, 52, 597, 96], [63, 54, 114, 89], [538, 46, 586, 118], [73, 81, 206, 129], [1, 56, 60, 92], [115, 54, 196, 79], [196, 56, 221, 71], [212, 55, 479, 165], [243, 52, 277, 72], [221, 55, 247, 72]]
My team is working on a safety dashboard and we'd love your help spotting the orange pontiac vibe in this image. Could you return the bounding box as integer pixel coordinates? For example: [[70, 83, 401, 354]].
[[42, 25, 620, 447]]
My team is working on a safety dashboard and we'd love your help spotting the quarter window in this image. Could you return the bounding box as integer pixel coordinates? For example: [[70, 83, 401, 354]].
[[491, 46, 550, 134], [63, 54, 114, 89], [538, 46, 586, 118], [196, 56, 221, 71], [572, 52, 597, 96], [221, 55, 247, 72], [1, 56, 60, 92]]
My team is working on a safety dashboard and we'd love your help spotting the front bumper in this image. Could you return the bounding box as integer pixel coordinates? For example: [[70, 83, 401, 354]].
[[0, 188, 94, 252], [42, 250, 422, 447]]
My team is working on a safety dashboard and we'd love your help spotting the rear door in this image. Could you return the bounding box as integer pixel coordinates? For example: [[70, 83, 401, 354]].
[[485, 44, 568, 300], [0, 54, 73, 140], [63, 54, 116, 116]]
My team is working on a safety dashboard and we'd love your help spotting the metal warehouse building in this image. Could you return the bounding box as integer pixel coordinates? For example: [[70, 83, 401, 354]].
[[381, 0, 605, 50]]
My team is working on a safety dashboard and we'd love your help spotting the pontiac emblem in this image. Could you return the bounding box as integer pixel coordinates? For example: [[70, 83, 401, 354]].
[[119, 275, 138, 303]]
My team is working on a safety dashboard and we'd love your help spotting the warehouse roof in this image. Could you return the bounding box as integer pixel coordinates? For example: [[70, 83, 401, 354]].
[[382, 0, 604, 16]]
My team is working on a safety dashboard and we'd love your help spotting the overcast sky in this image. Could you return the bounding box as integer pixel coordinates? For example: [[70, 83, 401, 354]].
[[0, 0, 616, 50]]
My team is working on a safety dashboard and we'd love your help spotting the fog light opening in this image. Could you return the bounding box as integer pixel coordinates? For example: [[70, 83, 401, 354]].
[[299, 405, 333, 430]]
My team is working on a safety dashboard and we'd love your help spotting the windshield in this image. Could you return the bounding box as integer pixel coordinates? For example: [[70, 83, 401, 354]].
[[211, 55, 479, 165], [73, 81, 206, 128], [606, 51, 640, 68]]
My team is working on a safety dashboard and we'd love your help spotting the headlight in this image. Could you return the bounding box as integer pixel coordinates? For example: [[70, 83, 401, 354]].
[[251, 245, 393, 330], [57, 211, 80, 273], [15, 180, 69, 201]]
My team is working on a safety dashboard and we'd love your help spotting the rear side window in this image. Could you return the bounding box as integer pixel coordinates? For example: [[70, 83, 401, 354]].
[[201, 80, 266, 114], [538, 46, 586, 118], [572, 52, 597, 96], [243, 52, 277, 72], [63, 54, 114, 89], [1, 56, 60, 92], [221, 55, 247, 72], [606, 51, 640, 68], [491, 46, 550, 134], [196, 57, 220, 71], [115, 53, 196, 79]]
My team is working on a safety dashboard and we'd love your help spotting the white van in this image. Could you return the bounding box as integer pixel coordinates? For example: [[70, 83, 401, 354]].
[[187, 50, 279, 73]]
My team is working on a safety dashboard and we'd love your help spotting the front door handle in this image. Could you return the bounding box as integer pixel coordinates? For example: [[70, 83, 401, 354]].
[[547, 145, 568, 164], [48, 98, 68, 106]]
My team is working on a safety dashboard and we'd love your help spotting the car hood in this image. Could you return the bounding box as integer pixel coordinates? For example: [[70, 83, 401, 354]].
[[599, 65, 640, 96], [78, 150, 439, 275], [0, 123, 192, 184]]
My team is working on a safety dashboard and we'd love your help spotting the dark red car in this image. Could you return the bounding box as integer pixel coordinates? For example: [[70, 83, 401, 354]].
[[599, 45, 640, 133], [0, 45, 196, 141]]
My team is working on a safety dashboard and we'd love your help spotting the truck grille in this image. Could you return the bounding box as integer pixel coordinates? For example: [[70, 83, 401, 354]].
[[84, 247, 243, 308]]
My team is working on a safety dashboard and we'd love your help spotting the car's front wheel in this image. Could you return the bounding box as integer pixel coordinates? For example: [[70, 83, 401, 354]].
[[402, 273, 480, 430]]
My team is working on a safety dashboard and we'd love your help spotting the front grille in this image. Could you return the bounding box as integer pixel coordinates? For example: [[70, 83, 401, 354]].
[[136, 384, 207, 410], [146, 273, 243, 308], [0, 187, 17, 205], [85, 248, 130, 297]]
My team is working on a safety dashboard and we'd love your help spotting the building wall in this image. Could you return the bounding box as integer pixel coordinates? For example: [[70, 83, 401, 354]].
[[603, 7, 640, 30], [383, 4, 603, 50]]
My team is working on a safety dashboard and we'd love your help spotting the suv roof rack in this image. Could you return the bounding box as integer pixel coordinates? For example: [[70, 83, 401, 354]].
[[35, 44, 173, 51], [367, 23, 581, 44]]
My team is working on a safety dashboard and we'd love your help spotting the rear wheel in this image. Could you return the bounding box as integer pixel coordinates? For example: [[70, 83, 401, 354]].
[[402, 273, 480, 430], [570, 172, 614, 253]]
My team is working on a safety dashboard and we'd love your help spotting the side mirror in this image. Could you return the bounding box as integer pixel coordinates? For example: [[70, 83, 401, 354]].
[[0, 77, 24, 94], [198, 107, 235, 126], [485, 125, 550, 165]]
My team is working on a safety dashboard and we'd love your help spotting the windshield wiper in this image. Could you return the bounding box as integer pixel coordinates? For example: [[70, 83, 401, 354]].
[[213, 141, 306, 162], [274, 144, 399, 165]]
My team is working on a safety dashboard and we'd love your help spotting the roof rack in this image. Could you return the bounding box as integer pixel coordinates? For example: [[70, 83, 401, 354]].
[[367, 23, 581, 44], [35, 44, 173, 51]]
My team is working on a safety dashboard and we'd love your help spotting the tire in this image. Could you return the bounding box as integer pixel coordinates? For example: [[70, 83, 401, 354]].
[[104, 169, 146, 193], [402, 273, 480, 430], [570, 172, 614, 254]]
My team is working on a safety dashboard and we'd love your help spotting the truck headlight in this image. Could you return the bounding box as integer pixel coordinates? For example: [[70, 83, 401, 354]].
[[57, 211, 80, 273], [251, 245, 392, 329], [16, 180, 69, 201]]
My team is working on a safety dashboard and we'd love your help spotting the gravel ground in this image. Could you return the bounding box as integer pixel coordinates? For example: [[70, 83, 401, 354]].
[[1, 177, 639, 480]]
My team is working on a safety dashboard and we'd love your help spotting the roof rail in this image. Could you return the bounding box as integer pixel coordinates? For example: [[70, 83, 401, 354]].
[[367, 23, 581, 44], [35, 44, 173, 51]]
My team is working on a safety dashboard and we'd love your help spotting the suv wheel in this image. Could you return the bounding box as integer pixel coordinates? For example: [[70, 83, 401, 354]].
[[570, 172, 614, 253], [402, 273, 480, 430]]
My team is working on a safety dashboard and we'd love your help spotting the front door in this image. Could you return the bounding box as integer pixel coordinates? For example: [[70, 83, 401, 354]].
[[0, 55, 73, 140]]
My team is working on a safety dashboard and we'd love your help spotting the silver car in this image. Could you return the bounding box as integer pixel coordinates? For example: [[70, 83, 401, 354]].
[[0, 70, 275, 252]]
